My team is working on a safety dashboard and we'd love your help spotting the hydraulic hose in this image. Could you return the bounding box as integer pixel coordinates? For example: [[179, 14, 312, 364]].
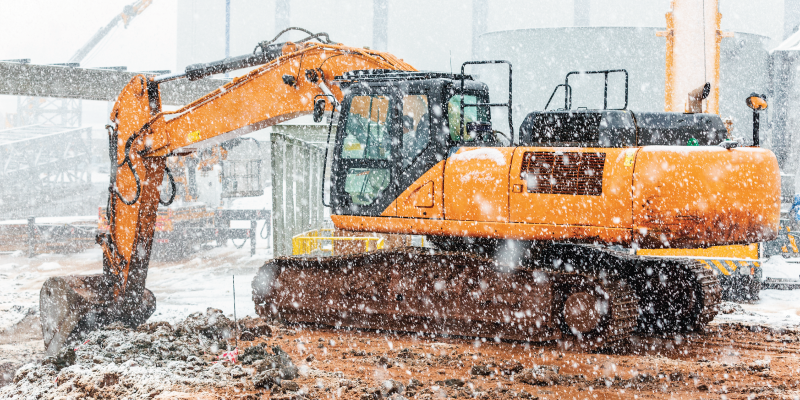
[[159, 166, 176, 206]]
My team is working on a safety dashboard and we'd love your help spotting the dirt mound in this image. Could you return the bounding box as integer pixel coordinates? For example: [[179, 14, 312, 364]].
[[0, 309, 276, 399]]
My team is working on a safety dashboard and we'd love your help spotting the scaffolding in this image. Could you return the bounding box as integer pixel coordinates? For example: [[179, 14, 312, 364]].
[[0, 125, 94, 219]]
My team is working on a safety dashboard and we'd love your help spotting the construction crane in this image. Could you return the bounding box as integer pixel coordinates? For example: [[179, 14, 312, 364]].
[[39, 28, 779, 357], [68, 0, 153, 65]]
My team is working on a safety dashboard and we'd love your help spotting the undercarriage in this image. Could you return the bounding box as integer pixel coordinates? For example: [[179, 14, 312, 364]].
[[252, 240, 721, 349]]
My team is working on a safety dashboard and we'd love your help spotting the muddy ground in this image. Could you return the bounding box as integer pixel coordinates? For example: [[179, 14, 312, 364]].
[[1, 248, 798, 399], [1, 309, 798, 400]]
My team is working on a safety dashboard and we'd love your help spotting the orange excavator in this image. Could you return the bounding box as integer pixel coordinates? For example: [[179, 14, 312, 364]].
[[40, 29, 780, 356]]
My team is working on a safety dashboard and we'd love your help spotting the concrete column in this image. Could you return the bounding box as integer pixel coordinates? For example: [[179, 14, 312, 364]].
[[771, 51, 796, 171], [275, 0, 290, 36], [27, 216, 36, 258], [313, 148, 323, 227], [250, 220, 257, 256], [225, 0, 231, 58], [574, 0, 590, 27], [373, 0, 389, 51], [472, 0, 488, 60], [271, 136, 285, 257], [785, 0, 800, 40]]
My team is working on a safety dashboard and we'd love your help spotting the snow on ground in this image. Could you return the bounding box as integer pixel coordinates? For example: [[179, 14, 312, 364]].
[[0, 242, 271, 332], [762, 255, 800, 280], [145, 245, 270, 324], [715, 289, 800, 328]]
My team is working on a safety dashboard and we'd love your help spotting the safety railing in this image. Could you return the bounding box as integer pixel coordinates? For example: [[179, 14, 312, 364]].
[[291, 228, 384, 256]]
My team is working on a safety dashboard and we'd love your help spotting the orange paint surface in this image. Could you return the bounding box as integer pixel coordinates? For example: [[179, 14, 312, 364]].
[[332, 215, 633, 244], [509, 147, 637, 228], [632, 146, 780, 248], [339, 145, 780, 250], [639, 243, 759, 259], [443, 147, 515, 222]]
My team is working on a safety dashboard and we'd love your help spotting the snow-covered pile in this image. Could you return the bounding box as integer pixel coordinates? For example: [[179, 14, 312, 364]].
[[762, 256, 800, 281], [0, 308, 282, 399]]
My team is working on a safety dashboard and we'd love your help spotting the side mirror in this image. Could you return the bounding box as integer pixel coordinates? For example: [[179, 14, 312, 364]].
[[313, 99, 326, 123], [746, 93, 768, 111]]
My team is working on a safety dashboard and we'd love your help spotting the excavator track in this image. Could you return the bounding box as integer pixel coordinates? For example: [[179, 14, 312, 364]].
[[252, 248, 637, 350], [540, 244, 722, 334], [553, 273, 638, 350], [682, 259, 722, 329]]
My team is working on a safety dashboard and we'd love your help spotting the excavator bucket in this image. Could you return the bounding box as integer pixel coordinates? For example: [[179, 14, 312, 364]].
[[40, 275, 155, 357]]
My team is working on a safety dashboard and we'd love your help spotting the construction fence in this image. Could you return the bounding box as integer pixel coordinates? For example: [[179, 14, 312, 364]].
[[270, 127, 328, 257]]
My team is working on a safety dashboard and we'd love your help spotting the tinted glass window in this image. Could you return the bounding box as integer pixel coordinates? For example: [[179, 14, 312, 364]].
[[447, 94, 490, 142], [401, 95, 430, 167], [344, 168, 391, 206], [340, 94, 394, 206], [341, 95, 391, 160]]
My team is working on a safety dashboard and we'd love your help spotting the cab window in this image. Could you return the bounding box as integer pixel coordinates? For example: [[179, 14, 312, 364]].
[[447, 94, 490, 142], [401, 94, 430, 167], [341, 95, 391, 160], [340, 94, 393, 206]]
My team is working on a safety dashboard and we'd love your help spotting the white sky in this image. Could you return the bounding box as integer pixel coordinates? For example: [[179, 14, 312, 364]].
[[0, 0, 788, 128], [0, 0, 786, 73], [0, 0, 178, 71]]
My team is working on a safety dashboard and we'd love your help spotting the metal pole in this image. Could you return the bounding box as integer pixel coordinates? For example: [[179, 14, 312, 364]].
[[250, 220, 257, 256], [753, 112, 760, 147], [225, 0, 230, 78], [232, 275, 239, 349], [27, 216, 35, 257]]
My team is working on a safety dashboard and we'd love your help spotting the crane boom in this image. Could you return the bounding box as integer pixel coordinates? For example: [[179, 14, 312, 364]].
[[40, 39, 415, 356], [68, 0, 153, 64]]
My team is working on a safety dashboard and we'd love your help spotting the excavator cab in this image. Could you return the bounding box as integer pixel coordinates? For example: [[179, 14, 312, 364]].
[[328, 69, 502, 216]]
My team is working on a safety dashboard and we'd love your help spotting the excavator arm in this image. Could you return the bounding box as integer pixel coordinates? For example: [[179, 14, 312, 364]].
[[40, 37, 415, 356]]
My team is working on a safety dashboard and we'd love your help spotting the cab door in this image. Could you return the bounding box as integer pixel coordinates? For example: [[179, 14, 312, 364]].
[[393, 92, 444, 219], [508, 147, 636, 229], [330, 90, 401, 216]]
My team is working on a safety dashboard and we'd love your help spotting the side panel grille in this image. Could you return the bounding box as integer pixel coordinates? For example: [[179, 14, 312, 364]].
[[521, 151, 606, 196]]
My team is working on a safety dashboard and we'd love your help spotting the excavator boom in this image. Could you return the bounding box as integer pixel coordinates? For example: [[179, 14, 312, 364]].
[[40, 36, 415, 356]]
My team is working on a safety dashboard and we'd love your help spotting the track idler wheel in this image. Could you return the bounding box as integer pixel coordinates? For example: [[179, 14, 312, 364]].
[[563, 291, 601, 334], [556, 277, 638, 351], [40, 275, 155, 357]]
